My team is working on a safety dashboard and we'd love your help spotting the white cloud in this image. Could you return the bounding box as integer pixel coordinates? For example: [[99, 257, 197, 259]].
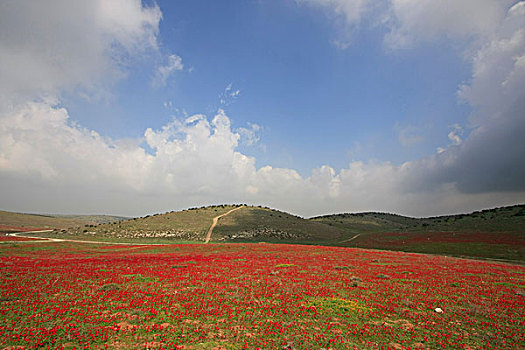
[[1, 103, 523, 217], [0, 0, 161, 109], [237, 123, 261, 146], [458, 2, 525, 126], [300, 0, 515, 50], [436, 124, 463, 154], [153, 54, 184, 87], [220, 83, 241, 106], [305, 0, 525, 197], [416, 1, 525, 193], [447, 124, 463, 146], [385, 0, 512, 49]]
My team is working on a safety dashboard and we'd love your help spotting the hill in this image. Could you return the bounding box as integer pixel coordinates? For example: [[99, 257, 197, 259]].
[[50, 214, 128, 224], [311, 204, 525, 233], [312, 205, 525, 261], [0, 210, 127, 233], [66, 205, 247, 242], [213, 206, 343, 243], [62, 205, 345, 244]]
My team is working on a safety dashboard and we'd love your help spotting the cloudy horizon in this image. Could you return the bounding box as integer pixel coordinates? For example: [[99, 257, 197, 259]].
[[1, 0, 524, 218]]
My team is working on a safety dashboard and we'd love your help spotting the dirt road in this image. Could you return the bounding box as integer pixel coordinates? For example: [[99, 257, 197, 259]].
[[205, 206, 244, 243], [338, 233, 361, 244], [7, 230, 166, 246]]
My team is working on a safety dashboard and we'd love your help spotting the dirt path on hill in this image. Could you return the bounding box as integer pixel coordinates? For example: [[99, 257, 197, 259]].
[[205, 206, 244, 243], [339, 233, 361, 244], [8, 208, 246, 246]]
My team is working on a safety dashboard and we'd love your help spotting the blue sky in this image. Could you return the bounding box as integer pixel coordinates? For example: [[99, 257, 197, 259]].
[[1, 0, 524, 217], [67, 0, 471, 173]]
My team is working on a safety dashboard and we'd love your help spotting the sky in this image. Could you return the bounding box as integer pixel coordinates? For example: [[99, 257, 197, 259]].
[[1, 0, 524, 218]]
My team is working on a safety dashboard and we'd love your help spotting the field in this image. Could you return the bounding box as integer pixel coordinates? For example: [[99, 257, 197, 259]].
[[1, 241, 524, 349]]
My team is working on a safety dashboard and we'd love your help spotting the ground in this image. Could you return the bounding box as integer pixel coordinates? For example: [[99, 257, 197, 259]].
[[0, 241, 523, 349]]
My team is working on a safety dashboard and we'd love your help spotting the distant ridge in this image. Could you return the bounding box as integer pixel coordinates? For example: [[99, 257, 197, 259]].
[[311, 204, 525, 233], [0, 210, 128, 232]]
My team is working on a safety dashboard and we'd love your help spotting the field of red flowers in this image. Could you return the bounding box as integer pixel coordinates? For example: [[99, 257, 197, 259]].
[[352, 231, 525, 262], [0, 242, 523, 349]]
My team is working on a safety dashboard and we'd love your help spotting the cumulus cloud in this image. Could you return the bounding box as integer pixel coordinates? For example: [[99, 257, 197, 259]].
[[405, 1, 525, 194], [302, 0, 515, 49], [301, 0, 525, 201], [0, 104, 308, 215], [237, 123, 261, 146], [384, 0, 512, 49], [1, 103, 524, 217], [0, 0, 161, 111], [437, 124, 463, 153]]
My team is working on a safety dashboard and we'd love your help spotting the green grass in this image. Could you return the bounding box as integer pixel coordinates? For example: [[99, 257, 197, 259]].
[[393, 278, 426, 285], [493, 282, 523, 288], [366, 242, 524, 262]]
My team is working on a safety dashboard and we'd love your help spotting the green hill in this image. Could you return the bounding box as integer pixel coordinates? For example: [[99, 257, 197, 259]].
[[312, 205, 525, 261], [62, 205, 345, 244], [311, 204, 525, 233], [213, 206, 343, 243], [67, 205, 246, 241]]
